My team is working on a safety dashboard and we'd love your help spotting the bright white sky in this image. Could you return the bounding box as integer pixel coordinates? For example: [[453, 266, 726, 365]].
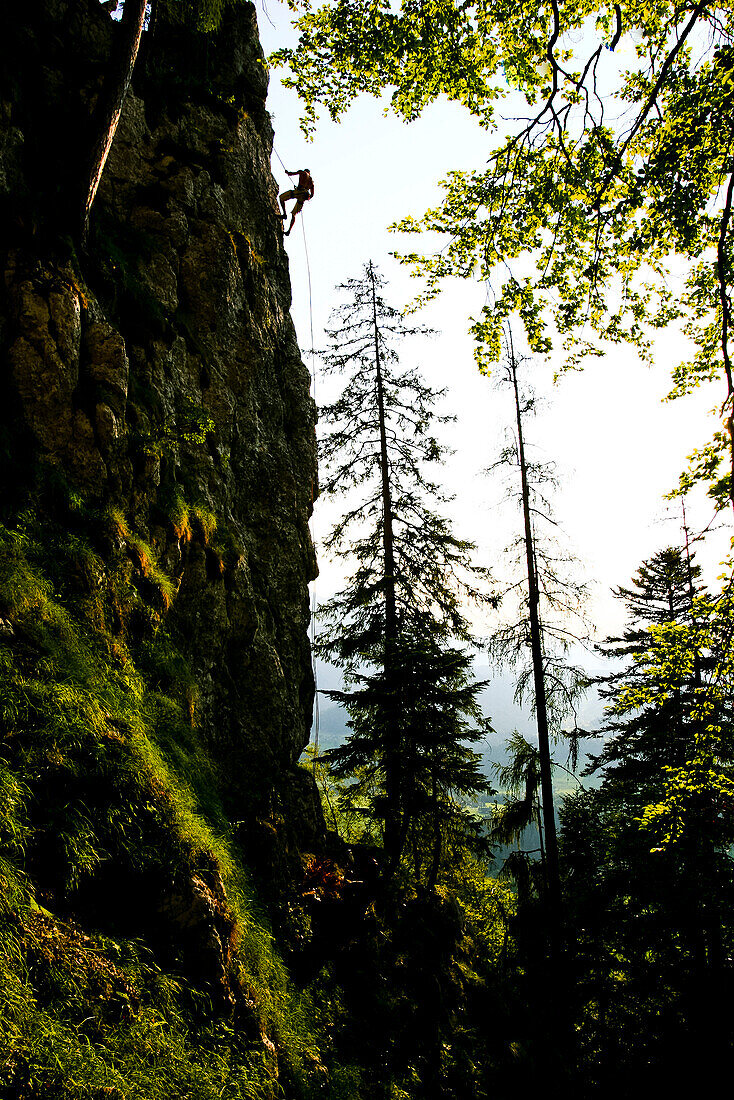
[[257, 0, 732, 643]]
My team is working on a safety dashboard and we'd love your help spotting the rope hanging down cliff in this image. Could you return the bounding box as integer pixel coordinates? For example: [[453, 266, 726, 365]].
[[273, 145, 320, 758], [302, 214, 320, 760]]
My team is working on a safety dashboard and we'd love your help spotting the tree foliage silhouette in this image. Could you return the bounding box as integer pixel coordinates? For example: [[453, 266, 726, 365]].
[[561, 545, 734, 1081], [274, 0, 734, 508], [316, 261, 494, 875]]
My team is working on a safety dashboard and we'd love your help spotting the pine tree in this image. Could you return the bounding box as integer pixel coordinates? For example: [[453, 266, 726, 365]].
[[326, 630, 493, 888], [613, 547, 701, 627], [489, 732, 545, 898], [317, 261, 494, 877], [561, 547, 734, 1079], [587, 544, 706, 802]]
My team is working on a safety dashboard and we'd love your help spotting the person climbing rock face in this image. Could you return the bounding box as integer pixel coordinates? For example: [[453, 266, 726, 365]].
[[279, 169, 314, 236]]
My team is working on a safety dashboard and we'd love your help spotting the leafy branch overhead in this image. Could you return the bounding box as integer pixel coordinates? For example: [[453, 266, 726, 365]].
[[273, 0, 734, 506]]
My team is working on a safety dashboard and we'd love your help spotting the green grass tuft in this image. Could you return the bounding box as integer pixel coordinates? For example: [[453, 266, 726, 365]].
[[0, 514, 322, 1098]]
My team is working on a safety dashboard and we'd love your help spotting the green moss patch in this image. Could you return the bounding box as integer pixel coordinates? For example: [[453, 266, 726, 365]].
[[0, 513, 321, 1098]]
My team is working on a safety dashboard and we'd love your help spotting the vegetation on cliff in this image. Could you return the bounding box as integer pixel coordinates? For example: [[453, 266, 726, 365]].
[[2, 0, 734, 1097], [0, 480, 323, 1097], [1, 1, 324, 1096]]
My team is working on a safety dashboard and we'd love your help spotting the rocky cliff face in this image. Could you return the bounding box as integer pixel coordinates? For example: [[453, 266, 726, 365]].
[[2, 0, 319, 829], [0, 3, 323, 1086]]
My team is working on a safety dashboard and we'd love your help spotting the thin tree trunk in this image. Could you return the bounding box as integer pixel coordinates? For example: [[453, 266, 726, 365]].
[[715, 171, 734, 514], [536, 795, 546, 872], [508, 347, 562, 946], [81, 0, 149, 243], [370, 262, 401, 870], [683, 505, 720, 973], [682, 501, 703, 689]]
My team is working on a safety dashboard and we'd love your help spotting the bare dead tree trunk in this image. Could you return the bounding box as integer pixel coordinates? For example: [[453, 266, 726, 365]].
[[507, 342, 562, 948], [81, 0, 148, 243]]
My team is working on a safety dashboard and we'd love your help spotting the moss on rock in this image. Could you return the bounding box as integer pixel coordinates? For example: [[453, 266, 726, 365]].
[[0, 1, 323, 1094]]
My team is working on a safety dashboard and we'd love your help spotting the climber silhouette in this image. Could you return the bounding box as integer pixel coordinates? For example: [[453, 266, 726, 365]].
[[279, 169, 314, 236]]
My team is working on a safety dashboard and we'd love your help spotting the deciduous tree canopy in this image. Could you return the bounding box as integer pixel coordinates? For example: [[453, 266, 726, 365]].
[[274, 0, 734, 504]]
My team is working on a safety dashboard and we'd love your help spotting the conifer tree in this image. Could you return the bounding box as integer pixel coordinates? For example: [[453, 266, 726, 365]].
[[564, 543, 711, 941], [561, 546, 734, 1077], [489, 731, 545, 898], [326, 631, 493, 887], [316, 261, 494, 876], [579, 542, 733, 964], [487, 338, 589, 940], [587, 544, 706, 801]]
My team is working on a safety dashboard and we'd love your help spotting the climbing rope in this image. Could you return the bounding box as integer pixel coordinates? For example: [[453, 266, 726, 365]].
[[272, 143, 288, 176], [299, 214, 319, 765], [272, 144, 320, 761], [301, 214, 317, 400]]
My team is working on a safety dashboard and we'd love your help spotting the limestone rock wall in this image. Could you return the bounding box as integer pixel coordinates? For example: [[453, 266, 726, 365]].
[[0, 0, 319, 843]]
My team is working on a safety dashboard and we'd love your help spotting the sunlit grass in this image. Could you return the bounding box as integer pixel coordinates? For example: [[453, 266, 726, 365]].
[[0, 516, 320, 1098]]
